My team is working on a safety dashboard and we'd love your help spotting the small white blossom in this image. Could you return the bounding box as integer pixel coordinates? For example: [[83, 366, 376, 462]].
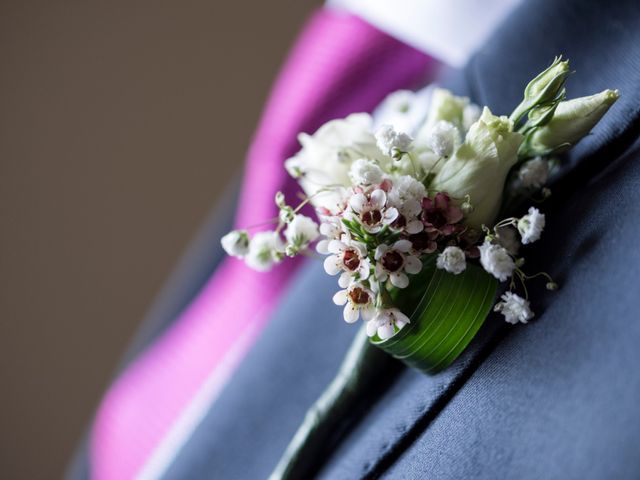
[[284, 214, 319, 250], [518, 158, 549, 189], [479, 240, 515, 282], [221, 230, 250, 258], [245, 231, 284, 272], [349, 189, 398, 233], [366, 308, 410, 340], [495, 226, 520, 255], [374, 240, 422, 288], [324, 239, 371, 286], [494, 292, 534, 324], [333, 283, 376, 323], [348, 158, 385, 186], [316, 219, 343, 254], [387, 176, 425, 234], [436, 246, 467, 275], [518, 207, 545, 244], [427, 120, 459, 158], [388, 175, 426, 204], [375, 124, 413, 156]]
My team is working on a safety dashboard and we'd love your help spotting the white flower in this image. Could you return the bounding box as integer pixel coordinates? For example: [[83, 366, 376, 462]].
[[349, 189, 398, 233], [284, 214, 319, 250], [221, 230, 249, 258], [285, 113, 388, 213], [366, 308, 410, 340], [430, 107, 524, 228], [375, 124, 413, 156], [315, 218, 343, 254], [349, 158, 385, 186], [388, 175, 426, 203], [479, 240, 515, 282], [245, 231, 284, 272], [436, 246, 467, 275], [495, 226, 520, 255], [372, 87, 433, 135], [333, 283, 376, 323], [324, 239, 371, 286], [427, 120, 459, 158], [518, 157, 549, 189], [494, 292, 534, 324], [387, 176, 425, 234], [518, 207, 545, 244], [374, 240, 422, 288]]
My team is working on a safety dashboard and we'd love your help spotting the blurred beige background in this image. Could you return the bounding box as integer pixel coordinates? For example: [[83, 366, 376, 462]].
[[0, 1, 315, 478]]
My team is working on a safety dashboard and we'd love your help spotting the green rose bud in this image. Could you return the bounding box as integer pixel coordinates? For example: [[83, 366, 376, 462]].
[[526, 89, 619, 155], [511, 57, 570, 124], [431, 107, 524, 228]]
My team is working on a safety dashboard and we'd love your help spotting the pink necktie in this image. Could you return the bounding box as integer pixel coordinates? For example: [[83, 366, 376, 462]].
[[90, 9, 434, 479]]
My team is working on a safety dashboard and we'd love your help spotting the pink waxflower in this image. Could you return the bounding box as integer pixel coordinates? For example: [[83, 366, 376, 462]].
[[421, 192, 464, 237], [348, 188, 398, 234]]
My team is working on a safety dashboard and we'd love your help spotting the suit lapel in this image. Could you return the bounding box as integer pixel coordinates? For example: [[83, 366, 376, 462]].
[[319, 0, 640, 477]]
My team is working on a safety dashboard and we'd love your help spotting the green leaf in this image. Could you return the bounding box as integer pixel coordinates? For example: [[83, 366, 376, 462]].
[[371, 258, 498, 373]]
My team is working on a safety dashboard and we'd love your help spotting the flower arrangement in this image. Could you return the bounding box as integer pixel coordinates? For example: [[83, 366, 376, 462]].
[[221, 57, 618, 480], [223, 57, 617, 357]]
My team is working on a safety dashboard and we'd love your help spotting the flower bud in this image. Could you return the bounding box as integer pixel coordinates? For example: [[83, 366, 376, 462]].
[[274, 191, 286, 208], [524, 57, 570, 106], [511, 57, 570, 124], [527, 89, 619, 155], [279, 206, 295, 224]]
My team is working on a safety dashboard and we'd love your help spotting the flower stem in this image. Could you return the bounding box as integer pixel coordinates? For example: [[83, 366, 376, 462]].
[[268, 326, 399, 480]]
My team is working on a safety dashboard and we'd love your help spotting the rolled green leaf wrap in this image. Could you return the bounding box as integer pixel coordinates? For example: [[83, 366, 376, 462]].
[[270, 260, 498, 479], [372, 258, 498, 373]]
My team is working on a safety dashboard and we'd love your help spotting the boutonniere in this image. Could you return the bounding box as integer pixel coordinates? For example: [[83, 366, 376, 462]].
[[221, 57, 618, 479]]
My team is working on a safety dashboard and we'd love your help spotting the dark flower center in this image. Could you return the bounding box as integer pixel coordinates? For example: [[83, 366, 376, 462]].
[[348, 287, 370, 305], [382, 251, 404, 272], [362, 209, 382, 226], [409, 231, 431, 251], [423, 210, 447, 228], [391, 214, 406, 230], [342, 249, 361, 271]]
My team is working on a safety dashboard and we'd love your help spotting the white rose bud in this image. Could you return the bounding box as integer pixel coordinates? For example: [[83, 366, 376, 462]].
[[221, 230, 250, 258], [528, 89, 619, 155]]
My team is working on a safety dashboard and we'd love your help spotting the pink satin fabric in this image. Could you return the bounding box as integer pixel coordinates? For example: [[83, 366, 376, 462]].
[[90, 9, 434, 479]]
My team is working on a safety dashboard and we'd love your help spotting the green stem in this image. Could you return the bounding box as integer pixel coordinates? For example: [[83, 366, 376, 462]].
[[268, 326, 398, 480]]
